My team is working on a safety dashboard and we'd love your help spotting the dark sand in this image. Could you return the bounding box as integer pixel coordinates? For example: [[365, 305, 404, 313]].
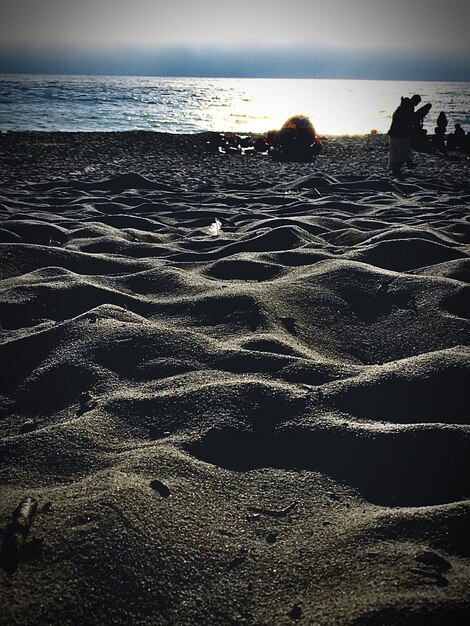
[[0, 131, 469, 625]]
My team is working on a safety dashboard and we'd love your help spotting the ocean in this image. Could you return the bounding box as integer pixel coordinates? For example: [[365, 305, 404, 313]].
[[0, 74, 469, 135]]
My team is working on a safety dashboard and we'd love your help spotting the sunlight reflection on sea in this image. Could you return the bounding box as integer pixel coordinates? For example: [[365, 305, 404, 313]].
[[0, 75, 468, 135]]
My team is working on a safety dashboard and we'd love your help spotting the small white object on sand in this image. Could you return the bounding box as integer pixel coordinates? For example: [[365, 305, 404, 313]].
[[206, 218, 222, 236]]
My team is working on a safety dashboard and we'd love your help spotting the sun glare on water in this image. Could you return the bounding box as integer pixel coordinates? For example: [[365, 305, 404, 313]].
[[211, 78, 411, 135]]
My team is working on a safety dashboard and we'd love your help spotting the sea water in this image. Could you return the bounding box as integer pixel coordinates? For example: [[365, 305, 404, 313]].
[[0, 74, 469, 135]]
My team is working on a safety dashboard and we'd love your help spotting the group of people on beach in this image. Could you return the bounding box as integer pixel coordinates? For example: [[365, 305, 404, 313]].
[[208, 114, 322, 162], [388, 94, 469, 176], [210, 101, 468, 173]]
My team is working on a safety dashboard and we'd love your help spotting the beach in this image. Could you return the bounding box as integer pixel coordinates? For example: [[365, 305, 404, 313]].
[[1, 131, 469, 625]]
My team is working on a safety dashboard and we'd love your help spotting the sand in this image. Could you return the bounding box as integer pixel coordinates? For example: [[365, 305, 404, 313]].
[[0, 131, 469, 625]]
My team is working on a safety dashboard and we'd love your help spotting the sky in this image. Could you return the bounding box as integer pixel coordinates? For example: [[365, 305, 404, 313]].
[[0, 0, 469, 79]]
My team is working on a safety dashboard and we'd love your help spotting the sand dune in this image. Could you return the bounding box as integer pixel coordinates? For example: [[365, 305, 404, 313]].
[[1, 132, 469, 625]]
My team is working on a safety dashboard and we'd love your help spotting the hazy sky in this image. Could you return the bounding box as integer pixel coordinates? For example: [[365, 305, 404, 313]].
[[0, 0, 469, 77]]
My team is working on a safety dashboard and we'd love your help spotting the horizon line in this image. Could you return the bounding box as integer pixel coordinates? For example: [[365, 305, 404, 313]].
[[1, 71, 469, 83]]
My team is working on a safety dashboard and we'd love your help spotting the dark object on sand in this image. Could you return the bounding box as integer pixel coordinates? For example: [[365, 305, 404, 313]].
[[1, 496, 38, 574], [208, 132, 262, 155], [280, 316, 297, 335], [228, 549, 247, 569], [270, 115, 322, 162], [288, 604, 303, 620], [77, 391, 98, 416], [208, 132, 241, 154], [220, 133, 241, 154], [150, 479, 171, 498]]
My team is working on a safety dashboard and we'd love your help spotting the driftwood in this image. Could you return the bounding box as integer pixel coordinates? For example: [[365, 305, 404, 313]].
[[1, 496, 38, 574]]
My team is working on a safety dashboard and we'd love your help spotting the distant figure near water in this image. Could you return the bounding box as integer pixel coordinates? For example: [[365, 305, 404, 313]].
[[433, 111, 448, 154], [447, 123, 466, 151], [388, 97, 414, 176], [437, 111, 448, 131]]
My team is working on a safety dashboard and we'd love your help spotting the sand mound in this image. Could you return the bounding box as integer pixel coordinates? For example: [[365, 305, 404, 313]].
[[1, 132, 469, 625]]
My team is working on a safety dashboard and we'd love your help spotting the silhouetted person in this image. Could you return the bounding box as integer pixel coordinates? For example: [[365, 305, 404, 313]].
[[454, 124, 466, 149], [447, 123, 466, 151], [411, 103, 432, 151], [433, 126, 447, 154], [388, 97, 414, 176], [433, 112, 448, 155], [404, 94, 423, 165], [437, 112, 448, 131], [270, 115, 321, 161]]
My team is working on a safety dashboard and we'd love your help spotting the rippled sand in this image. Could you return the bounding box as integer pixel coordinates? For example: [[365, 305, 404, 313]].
[[1, 132, 469, 625]]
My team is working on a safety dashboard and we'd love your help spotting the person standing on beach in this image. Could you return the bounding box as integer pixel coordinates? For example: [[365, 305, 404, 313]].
[[406, 94, 422, 165], [411, 102, 432, 152], [388, 97, 414, 176], [433, 111, 448, 155], [437, 111, 448, 132]]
